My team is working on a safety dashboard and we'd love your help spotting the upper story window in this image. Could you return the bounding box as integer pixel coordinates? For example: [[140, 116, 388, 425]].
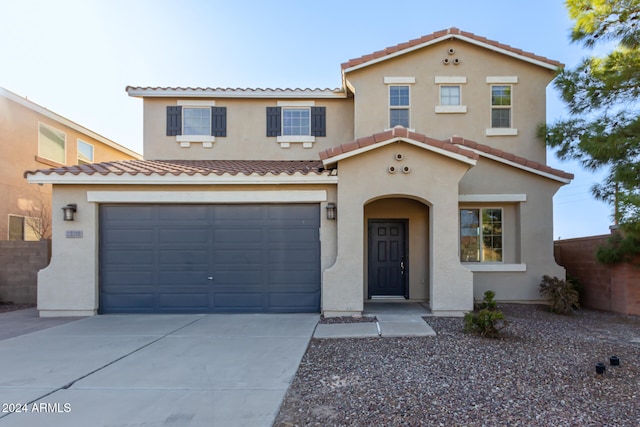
[[38, 122, 66, 164], [491, 85, 511, 128], [460, 208, 503, 263], [486, 76, 518, 136], [440, 86, 461, 105], [266, 102, 325, 148], [166, 101, 227, 148], [283, 108, 310, 136], [435, 76, 467, 114], [389, 85, 410, 128], [77, 140, 94, 165]]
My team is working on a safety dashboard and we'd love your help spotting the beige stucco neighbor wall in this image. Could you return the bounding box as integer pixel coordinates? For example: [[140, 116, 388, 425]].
[[37, 183, 336, 317], [322, 141, 474, 317], [459, 158, 567, 302]]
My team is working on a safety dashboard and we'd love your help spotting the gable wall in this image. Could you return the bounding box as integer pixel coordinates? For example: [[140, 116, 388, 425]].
[[344, 39, 555, 163]]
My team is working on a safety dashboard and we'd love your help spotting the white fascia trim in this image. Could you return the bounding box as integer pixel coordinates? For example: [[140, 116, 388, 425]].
[[343, 34, 559, 73], [464, 263, 527, 272], [322, 137, 477, 167], [459, 194, 527, 202], [486, 128, 518, 136], [277, 100, 315, 107], [87, 190, 328, 204], [384, 77, 416, 84], [177, 100, 216, 106], [435, 76, 467, 84], [486, 76, 519, 84], [457, 146, 572, 184], [27, 172, 339, 185], [127, 88, 346, 99], [435, 105, 467, 113], [0, 88, 141, 159]]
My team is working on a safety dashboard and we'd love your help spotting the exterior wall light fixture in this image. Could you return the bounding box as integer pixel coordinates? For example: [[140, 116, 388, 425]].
[[326, 203, 337, 220], [62, 204, 77, 221]]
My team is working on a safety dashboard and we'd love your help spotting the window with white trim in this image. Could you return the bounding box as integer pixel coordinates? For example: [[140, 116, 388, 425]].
[[460, 208, 503, 262], [77, 140, 94, 165], [183, 107, 211, 136], [490, 85, 511, 128], [166, 101, 226, 147], [440, 85, 461, 106], [283, 108, 310, 136], [38, 123, 66, 164], [389, 85, 410, 128]]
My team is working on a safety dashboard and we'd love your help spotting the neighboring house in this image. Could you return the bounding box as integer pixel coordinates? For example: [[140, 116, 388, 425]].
[[26, 28, 573, 317], [1, 87, 142, 241]]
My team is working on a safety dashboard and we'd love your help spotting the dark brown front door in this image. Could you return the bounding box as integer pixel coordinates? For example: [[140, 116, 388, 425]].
[[368, 220, 408, 298]]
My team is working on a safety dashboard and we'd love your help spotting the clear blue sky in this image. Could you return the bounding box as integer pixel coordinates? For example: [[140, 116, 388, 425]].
[[2, 0, 613, 239]]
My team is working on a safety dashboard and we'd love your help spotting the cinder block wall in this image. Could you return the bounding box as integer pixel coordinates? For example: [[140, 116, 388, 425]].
[[554, 234, 640, 316], [0, 240, 51, 304]]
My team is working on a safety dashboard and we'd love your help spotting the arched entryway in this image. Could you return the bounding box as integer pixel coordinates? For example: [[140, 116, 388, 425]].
[[364, 197, 430, 303]]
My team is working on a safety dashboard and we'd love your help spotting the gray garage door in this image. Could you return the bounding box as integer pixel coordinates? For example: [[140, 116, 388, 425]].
[[99, 204, 320, 314]]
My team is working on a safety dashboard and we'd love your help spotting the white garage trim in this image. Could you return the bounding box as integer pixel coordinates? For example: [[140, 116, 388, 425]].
[[87, 190, 328, 203]]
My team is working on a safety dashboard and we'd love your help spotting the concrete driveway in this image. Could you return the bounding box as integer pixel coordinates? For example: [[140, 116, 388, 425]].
[[0, 311, 318, 426]]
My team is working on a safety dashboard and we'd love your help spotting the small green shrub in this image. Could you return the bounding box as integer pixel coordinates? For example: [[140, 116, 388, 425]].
[[464, 291, 507, 338], [539, 275, 580, 314]]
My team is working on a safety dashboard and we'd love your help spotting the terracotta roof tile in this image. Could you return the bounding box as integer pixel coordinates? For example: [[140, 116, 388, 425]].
[[25, 160, 329, 178], [342, 27, 563, 70]]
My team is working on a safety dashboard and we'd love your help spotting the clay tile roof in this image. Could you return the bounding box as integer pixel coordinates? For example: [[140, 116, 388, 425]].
[[341, 27, 563, 70], [319, 127, 479, 163], [24, 160, 329, 178], [450, 137, 574, 180]]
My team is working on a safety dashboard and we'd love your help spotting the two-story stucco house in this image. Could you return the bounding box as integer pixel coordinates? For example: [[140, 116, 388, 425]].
[[1, 87, 142, 242], [26, 28, 573, 317]]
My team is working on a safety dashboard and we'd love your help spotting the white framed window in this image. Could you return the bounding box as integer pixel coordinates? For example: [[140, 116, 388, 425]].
[[491, 85, 511, 128], [77, 139, 94, 165], [440, 85, 461, 105], [282, 108, 311, 136], [183, 107, 211, 136], [38, 122, 66, 164], [389, 85, 410, 128], [460, 208, 503, 263]]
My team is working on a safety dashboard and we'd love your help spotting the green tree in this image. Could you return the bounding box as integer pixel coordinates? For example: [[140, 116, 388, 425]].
[[541, 0, 640, 234]]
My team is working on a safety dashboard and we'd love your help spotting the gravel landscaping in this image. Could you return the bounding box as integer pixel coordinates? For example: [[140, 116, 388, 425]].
[[275, 304, 640, 426]]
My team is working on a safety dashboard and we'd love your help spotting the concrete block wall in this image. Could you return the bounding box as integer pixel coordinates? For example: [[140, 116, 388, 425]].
[[554, 234, 640, 316], [0, 240, 50, 304]]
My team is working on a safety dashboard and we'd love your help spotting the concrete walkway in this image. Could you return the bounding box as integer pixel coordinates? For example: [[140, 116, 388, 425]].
[[0, 311, 318, 427], [313, 302, 436, 338]]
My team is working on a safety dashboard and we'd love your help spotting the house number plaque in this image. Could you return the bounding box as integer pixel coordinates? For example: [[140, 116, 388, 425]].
[[65, 230, 83, 239]]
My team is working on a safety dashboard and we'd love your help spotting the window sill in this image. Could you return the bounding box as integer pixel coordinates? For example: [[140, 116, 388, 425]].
[[486, 128, 518, 136], [435, 105, 467, 114], [35, 155, 65, 167], [463, 263, 527, 272], [177, 135, 216, 143], [277, 135, 315, 148]]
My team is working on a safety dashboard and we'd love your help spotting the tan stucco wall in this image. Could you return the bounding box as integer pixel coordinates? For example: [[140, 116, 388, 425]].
[[0, 95, 139, 241], [142, 97, 354, 160], [322, 141, 474, 316], [364, 198, 429, 300], [345, 39, 555, 163], [460, 158, 566, 302], [38, 183, 336, 316]]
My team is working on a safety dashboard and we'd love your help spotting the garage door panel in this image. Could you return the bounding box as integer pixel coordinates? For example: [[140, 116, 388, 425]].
[[159, 229, 209, 244], [100, 204, 320, 313]]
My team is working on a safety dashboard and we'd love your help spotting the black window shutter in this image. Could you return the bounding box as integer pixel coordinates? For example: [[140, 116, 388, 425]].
[[166, 106, 182, 136], [266, 107, 281, 137], [211, 107, 227, 137], [311, 106, 326, 137]]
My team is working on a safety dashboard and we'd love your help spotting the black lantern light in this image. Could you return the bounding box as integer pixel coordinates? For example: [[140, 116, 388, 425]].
[[326, 202, 337, 220], [62, 204, 77, 221]]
